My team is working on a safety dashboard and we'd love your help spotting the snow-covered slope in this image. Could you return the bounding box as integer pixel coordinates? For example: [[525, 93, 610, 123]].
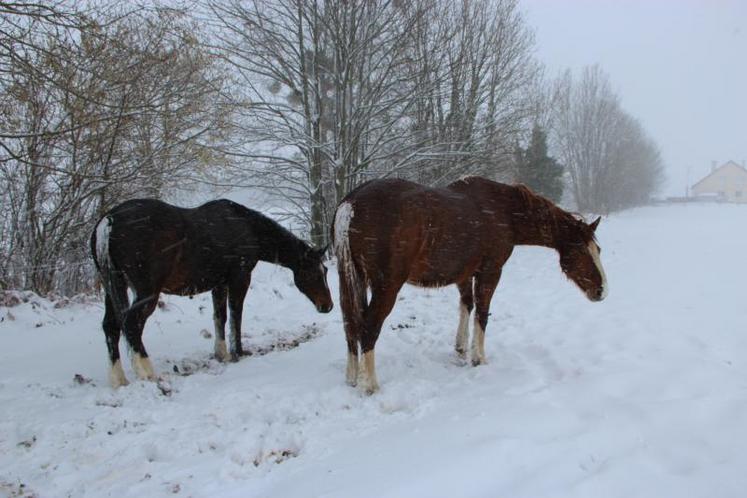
[[1, 203, 746, 498]]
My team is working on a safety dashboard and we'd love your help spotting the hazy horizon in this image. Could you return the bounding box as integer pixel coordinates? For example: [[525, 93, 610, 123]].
[[523, 0, 746, 197]]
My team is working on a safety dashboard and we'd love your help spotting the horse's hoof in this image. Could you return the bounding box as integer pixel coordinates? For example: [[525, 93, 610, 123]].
[[471, 357, 486, 367], [455, 347, 467, 358], [110, 377, 129, 389], [345, 367, 358, 387], [132, 354, 157, 381], [214, 340, 229, 362], [109, 360, 129, 388], [360, 378, 379, 395], [230, 353, 241, 363]]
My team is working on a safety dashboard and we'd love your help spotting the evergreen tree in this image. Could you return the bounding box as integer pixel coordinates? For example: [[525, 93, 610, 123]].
[[515, 125, 564, 202]]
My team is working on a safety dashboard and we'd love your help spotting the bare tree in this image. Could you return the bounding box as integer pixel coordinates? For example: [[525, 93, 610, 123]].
[[0, 6, 231, 294], [400, 0, 538, 185], [208, 0, 538, 245], [553, 65, 664, 213], [208, 0, 434, 246]]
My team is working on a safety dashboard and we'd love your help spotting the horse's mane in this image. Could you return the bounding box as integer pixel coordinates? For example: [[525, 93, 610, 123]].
[[514, 184, 596, 244]]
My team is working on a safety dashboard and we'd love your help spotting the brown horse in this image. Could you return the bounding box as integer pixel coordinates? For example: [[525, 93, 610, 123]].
[[332, 177, 607, 393], [91, 199, 333, 387]]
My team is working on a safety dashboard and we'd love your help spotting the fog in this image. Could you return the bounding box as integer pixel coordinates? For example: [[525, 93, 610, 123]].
[[523, 0, 747, 197]]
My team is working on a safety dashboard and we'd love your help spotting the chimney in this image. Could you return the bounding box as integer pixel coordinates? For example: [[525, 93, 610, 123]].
[[711, 160, 718, 172]]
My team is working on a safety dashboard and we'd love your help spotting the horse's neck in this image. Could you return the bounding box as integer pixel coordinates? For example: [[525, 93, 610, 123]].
[[509, 193, 563, 250], [256, 218, 303, 270]]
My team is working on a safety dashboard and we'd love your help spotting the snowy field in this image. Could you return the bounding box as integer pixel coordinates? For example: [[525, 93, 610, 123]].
[[1, 203, 746, 498]]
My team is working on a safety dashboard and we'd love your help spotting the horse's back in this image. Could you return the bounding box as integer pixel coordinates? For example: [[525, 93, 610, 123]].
[[96, 198, 260, 295], [335, 178, 487, 286]]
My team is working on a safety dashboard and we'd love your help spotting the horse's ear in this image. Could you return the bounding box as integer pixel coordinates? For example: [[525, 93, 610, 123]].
[[589, 216, 601, 232]]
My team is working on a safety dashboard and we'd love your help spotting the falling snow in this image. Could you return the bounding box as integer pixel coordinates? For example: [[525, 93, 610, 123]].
[[1, 203, 746, 497]]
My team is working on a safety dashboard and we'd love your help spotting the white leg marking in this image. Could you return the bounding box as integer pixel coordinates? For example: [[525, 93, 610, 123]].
[[346, 352, 359, 386], [214, 338, 228, 362], [360, 350, 379, 394], [132, 353, 156, 381], [109, 359, 129, 388], [471, 316, 486, 366], [455, 303, 470, 357], [214, 316, 229, 361], [588, 242, 609, 300]]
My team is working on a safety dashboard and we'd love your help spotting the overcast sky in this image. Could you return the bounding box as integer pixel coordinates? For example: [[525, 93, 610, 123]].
[[522, 0, 746, 196]]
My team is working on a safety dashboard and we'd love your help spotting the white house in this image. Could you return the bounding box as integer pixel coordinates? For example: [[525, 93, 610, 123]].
[[691, 160, 747, 203]]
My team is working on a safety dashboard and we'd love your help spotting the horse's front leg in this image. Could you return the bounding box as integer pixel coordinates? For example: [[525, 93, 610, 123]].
[[472, 270, 501, 366], [455, 278, 474, 358], [211, 286, 229, 362], [227, 274, 251, 362]]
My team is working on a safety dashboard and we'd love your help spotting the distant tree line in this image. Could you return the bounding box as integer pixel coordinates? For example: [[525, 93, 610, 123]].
[[0, 0, 664, 296], [552, 65, 664, 213]]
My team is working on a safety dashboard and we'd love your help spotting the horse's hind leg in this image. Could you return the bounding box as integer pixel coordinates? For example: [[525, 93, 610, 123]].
[[339, 270, 367, 386], [122, 293, 158, 381], [211, 286, 229, 362], [103, 291, 128, 388], [359, 283, 402, 394], [472, 270, 502, 366], [455, 278, 474, 358]]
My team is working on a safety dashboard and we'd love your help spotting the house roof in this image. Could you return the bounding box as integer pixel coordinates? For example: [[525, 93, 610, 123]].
[[692, 160, 747, 189]]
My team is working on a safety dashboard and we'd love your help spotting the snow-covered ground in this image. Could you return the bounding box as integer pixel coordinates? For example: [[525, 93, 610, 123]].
[[1, 203, 746, 498]]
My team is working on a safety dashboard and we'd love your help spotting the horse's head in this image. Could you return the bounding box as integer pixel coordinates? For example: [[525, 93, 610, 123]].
[[557, 216, 608, 302], [294, 245, 334, 313]]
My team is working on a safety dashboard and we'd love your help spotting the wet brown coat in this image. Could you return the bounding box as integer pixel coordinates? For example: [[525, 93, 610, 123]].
[[333, 177, 605, 392]]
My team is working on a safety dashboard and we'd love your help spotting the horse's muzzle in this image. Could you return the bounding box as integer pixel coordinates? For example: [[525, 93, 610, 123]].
[[317, 302, 333, 313], [587, 287, 606, 302]]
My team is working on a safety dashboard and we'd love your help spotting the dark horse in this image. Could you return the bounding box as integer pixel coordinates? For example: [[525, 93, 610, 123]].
[[332, 177, 607, 393], [91, 199, 333, 387]]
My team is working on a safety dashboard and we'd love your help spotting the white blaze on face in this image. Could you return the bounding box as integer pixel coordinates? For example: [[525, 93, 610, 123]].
[[109, 359, 129, 388], [588, 241, 608, 300]]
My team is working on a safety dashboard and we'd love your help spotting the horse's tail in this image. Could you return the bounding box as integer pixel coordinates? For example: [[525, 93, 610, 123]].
[[332, 201, 366, 318], [91, 215, 128, 320]]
